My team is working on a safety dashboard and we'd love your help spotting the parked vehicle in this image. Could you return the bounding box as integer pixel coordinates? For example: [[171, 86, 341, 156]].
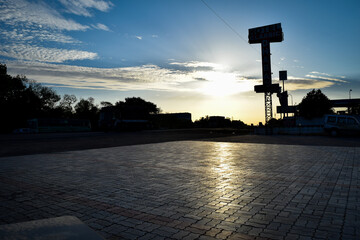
[[324, 114, 360, 136]]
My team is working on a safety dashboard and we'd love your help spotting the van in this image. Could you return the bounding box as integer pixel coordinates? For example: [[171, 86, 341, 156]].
[[324, 114, 360, 136]]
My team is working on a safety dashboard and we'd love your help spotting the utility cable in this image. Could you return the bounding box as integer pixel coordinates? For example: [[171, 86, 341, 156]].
[[200, 0, 260, 53], [200, 0, 284, 72]]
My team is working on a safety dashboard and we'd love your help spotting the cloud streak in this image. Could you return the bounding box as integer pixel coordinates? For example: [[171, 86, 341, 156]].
[[0, 28, 81, 44], [307, 72, 347, 83], [3, 61, 347, 94], [59, 0, 113, 17], [91, 23, 111, 31], [170, 61, 224, 70], [284, 70, 350, 91], [286, 77, 335, 91], [0, 45, 98, 63], [5, 61, 195, 91], [0, 0, 89, 31], [0, 0, 114, 63]]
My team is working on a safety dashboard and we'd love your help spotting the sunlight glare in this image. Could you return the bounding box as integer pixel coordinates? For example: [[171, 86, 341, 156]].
[[212, 142, 236, 194], [196, 71, 253, 97]]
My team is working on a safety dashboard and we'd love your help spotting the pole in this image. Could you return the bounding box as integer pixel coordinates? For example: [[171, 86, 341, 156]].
[[349, 89, 352, 114]]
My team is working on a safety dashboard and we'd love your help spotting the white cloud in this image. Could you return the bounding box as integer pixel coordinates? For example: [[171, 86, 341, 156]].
[[0, 44, 98, 63], [91, 23, 111, 31], [309, 71, 332, 76], [0, 28, 80, 44], [306, 73, 348, 83], [4, 61, 195, 91], [0, 0, 88, 45], [3, 60, 340, 94], [286, 76, 335, 91], [59, 0, 113, 17], [0, 0, 114, 45], [309, 71, 347, 80], [0, 0, 89, 31], [35, 30, 81, 43], [4, 61, 246, 92], [0, 0, 112, 62], [170, 61, 224, 70]]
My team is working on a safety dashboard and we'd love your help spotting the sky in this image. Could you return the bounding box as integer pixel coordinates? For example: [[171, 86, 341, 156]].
[[1, 0, 360, 124]]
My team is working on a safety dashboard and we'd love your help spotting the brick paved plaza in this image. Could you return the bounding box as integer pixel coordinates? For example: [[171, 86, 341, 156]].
[[0, 141, 359, 239]]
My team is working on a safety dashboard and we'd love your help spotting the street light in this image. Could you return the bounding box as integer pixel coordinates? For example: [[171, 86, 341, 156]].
[[287, 93, 294, 118], [349, 89, 352, 114], [288, 93, 294, 106]]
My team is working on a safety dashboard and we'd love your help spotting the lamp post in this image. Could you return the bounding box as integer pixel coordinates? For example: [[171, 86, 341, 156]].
[[349, 89, 352, 114], [288, 93, 294, 106]]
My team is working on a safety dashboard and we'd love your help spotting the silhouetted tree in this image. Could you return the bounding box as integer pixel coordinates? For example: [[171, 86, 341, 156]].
[[29, 81, 61, 116], [0, 63, 169, 133], [298, 89, 333, 119], [0, 64, 64, 131], [75, 97, 99, 129], [124, 97, 160, 114], [100, 101, 113, 108], [56, 94, 77, 118], [75, 97, 98, 116], [194, 116, 247, 128], [0, 69, 30, 132], [231, 120, 248, 128], [0, 63, 6, 75], [194, 116, 210, 128], [115, 97, 160, 120]]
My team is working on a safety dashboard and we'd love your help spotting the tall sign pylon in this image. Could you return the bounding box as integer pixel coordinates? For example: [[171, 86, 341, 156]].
[[248, 23, 284, 123]]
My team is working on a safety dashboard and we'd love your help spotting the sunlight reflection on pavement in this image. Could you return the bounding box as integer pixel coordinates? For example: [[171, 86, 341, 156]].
[[0, 141, 358, 239]]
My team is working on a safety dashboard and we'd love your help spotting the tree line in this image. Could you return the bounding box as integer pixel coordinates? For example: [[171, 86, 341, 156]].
[[2, 62, 347, 133], [0, 63, 162, 133]]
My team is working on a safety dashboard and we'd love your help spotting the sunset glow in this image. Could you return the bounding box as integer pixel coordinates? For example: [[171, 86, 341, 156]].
[[197, 71, 250, 97], [1, 0, 359, 124]]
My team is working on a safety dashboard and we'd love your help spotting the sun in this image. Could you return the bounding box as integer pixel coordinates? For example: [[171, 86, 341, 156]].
[[197, 71, 252, 97]]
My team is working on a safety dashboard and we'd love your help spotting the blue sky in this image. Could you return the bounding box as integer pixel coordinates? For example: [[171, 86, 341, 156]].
[[1, 0, 360, 124]]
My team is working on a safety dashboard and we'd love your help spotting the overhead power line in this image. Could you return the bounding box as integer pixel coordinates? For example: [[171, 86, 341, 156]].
[[199, 0, 285, 71], [199, 0, 259, 53], [200, 0, 248, 45]]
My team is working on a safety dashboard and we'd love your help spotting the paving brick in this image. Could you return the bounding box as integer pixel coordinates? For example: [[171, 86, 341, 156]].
[[0, 141, 358, 239], [182, 232, 201, 240], [171, 230, 191, 239], [227, 232, 256, 240], [216, 229, 233, 239], [205, 228, 222, 237]]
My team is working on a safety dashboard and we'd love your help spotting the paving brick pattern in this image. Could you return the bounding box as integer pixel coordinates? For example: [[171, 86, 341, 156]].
[[0, 141, 359, 239]]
